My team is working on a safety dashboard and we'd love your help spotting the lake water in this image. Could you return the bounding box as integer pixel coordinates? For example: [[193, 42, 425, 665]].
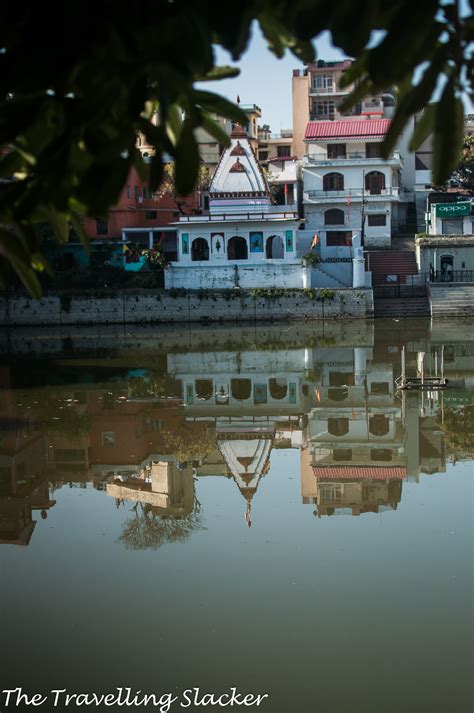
[[0, 319, 472, 713]]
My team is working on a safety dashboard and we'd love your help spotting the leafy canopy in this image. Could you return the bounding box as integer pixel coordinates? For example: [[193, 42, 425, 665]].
[[0, 0, 473, 295]]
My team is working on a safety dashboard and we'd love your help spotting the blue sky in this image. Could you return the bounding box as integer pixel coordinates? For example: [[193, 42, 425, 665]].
[[204, 3, 473, 130], [210, 25, 347, 131]]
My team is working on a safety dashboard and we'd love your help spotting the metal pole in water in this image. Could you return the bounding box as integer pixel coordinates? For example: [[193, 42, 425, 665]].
[[421, 352, 425, 387], [401, 346, 406, 386], [441, 345, 445, 383]]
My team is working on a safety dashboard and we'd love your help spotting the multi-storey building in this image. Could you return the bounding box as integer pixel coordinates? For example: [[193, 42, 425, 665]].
[[292, 60, 396, 159], [302, 118, 404, 248]]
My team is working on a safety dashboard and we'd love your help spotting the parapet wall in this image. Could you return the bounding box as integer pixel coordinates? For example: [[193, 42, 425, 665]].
[[0, 288, 374, 326]]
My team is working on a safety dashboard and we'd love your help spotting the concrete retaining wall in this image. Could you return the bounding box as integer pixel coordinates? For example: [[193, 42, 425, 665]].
[[0, 288, 374, 326]]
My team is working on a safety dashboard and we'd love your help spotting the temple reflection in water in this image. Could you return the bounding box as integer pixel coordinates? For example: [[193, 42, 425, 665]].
[[0, 320, 472, 544]]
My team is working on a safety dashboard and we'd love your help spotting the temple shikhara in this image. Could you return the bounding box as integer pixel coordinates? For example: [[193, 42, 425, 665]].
[[164, 123, 308, 290]]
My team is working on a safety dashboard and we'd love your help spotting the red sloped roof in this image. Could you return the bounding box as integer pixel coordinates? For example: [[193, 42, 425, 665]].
[[313, 466, 406, 480], [305, 119, 391, 140]]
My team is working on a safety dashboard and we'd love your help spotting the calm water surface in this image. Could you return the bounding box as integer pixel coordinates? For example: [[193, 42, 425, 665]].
[[0, 319, 472, 713]]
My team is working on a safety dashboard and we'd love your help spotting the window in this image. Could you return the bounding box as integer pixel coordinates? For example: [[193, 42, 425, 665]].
[[370, 449, 393, 462], [328, 144, 346, 159], [142, 186, 148, 199], [146, 210, 157, 219], [96, 218, 108, 235], [366, 142, 383, 158], [310, 100, 335, 119], [327, 417, 349, 437], [323, 172, 344, 191], [333, 449, 352, 461], [259, 151, 268, 161], [370, 382, 390, 395], [320, 484, 342, 503], [365, 171, 385, 194], [329, 372, 354, 387], [326, 231, 352, 247], [325, 209, 345, 225], [102, 432, 115, 447], [144, 417, 163, 432], [368, 214, 386, 226], [54, 449, 86, 462], [277, 145, 291, 158], [312, 74, 333, 90], [369, 415, 390, 437]]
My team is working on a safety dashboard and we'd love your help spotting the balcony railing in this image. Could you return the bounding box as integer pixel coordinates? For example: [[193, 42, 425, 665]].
[[427, 270, 474, 283], [305, 187, 400, 200], [304, 151, 401, 165]]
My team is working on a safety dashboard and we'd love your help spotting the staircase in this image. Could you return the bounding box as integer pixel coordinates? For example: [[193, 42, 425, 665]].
[[428, 284, 474, 317], [313, 263, 351, 288], [374, 297, 430, 318], [366, 250, 419, 286]]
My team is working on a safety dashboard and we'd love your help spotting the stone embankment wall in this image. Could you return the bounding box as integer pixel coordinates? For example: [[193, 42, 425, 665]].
[[0, 288, 374, 326]]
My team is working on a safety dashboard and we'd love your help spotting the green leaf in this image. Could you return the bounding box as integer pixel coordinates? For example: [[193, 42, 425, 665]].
[[432, 81, 465, 185], [195, 66, 241, 81], [200, 111, 231, 147], [174, 121, 200, 195], [191, 90, 247, 125], [409, 105, 436, 152], [149, 153, 164, 193], [69, 213, 91, 254]]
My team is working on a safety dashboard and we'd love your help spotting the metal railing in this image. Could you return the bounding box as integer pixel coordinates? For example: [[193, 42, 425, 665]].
[[305, 187, 400, 199], [428, 270, 474, 283], [305, 152, 401, 164]]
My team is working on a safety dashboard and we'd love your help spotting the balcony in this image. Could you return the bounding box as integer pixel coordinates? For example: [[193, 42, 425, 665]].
[[309, 85, 352, 97], [304, 187, 400, 202], [303, 151, 402, 167]]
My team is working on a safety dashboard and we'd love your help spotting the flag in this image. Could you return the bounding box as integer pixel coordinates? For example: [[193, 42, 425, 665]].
[[310, 233, 319, 250], [122, 243, 130, 253], [314, 387, 321, 402]]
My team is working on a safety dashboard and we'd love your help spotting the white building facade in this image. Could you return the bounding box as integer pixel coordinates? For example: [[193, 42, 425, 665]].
[[164, 124, 308, 290], [302, 118, 403, 250]]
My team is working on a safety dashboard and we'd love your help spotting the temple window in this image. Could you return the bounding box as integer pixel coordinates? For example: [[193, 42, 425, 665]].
[[327, 417, 349, 436], [369, 415, 390, 436], [195, 379, 213, 401], [191, 237, 210, 261]]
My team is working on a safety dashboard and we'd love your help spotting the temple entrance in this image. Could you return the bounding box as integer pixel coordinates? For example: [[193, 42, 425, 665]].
[[266, 235, 284, 259], [227, 236, 248, 260]]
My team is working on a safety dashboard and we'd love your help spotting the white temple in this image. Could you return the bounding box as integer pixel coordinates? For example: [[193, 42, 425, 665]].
[[164, 124, 308, 290]]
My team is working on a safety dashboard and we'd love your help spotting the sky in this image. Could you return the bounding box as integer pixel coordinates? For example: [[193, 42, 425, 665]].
[[201, 4, 473, 130], [206, 25, 347, 131]]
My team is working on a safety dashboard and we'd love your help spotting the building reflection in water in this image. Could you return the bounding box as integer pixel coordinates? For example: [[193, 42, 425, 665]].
[[0, 323, 472, 545]]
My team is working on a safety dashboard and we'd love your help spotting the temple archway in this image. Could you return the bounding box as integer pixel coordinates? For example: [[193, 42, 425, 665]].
[[231, 378, 252, 401], [265, 235, 285, 259], [269, 378, 287, 400], [191, 237, 209, 261], [195, 379, 213, 401], [227, 236, 248, 260]]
